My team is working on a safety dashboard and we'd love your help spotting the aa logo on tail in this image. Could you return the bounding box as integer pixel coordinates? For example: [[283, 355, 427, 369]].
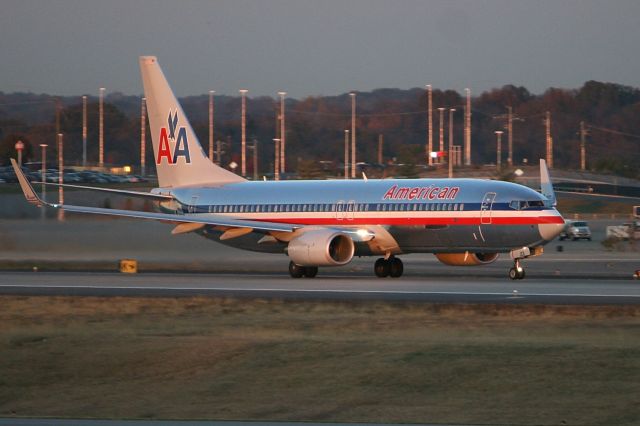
[[157, 111, 191, 165]]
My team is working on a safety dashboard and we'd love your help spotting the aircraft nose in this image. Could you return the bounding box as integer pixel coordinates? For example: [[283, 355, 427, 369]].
[[538, 216, 566, 241]]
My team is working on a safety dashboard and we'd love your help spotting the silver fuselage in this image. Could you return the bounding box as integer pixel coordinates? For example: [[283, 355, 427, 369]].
[[154, 178, 565, 256]]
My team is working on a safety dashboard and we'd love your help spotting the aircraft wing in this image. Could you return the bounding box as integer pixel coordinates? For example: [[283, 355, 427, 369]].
[[57, 204, 297, 232], [10, 159, 295, 233], [33, 181, 173, 201]]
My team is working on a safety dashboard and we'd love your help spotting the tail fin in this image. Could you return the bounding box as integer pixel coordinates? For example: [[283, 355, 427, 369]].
[[139, 56, 245, 188], [540, 159, 556, 206]]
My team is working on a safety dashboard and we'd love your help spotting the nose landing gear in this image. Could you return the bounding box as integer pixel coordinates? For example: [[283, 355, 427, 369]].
[[509, 258, 525, 280], [508, 246, 542, 280]]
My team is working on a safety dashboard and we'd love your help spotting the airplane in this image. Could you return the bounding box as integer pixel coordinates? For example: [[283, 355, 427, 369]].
[[11, 56, 566, 280]]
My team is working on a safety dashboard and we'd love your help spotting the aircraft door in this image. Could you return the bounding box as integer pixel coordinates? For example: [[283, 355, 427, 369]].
[[346, 200, 355, 221], [188, 196, 199, 214], [480, 192, 496, 225]]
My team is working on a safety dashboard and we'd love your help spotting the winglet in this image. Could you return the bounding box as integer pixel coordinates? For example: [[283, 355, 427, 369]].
[[540, 159, 556, 206], [10, 159, 45, 207]]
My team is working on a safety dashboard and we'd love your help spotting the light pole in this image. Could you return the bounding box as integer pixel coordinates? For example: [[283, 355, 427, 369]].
[[209, 90, 215, 162], [273, 138, 280, 181], [99, 87, 105, 168], [40, 144, 48, 220], [344, 129, 350, 179], [57, 133, 64, 221], [464, 88, 471, 166], [350, 93, 356, 178], [15, 140, 24, 167], [250, 139, 259, 180], [495, 130, 504, 171], [240, 89, 248, 176], [278, 91, 286, 173], [426, 85, 433, 165], [438, 107, 445, 164], [580, 121, 587, 171], [507, 106, 513, 167], [448, 108, 456, 178], [140, 97, 146, 176], [82, 95, 87, 167], [545, 111, 553, 168], [39, 143, 48, 193]]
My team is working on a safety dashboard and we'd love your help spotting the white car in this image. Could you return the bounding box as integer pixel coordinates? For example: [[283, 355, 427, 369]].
[[559, 221, 592, 241]]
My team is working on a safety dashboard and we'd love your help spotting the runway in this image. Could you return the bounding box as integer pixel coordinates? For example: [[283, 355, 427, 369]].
[[1, 271, 640, 305]]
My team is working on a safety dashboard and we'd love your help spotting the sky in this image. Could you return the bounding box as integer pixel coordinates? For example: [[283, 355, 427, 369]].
[[2, 0, 639, 99]]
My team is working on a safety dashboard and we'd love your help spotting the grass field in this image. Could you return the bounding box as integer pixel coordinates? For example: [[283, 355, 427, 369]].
[[1, 296, 640, 425]]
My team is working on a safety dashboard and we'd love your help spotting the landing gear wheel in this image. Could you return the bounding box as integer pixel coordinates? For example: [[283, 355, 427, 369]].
[[389, 257, 404, 278], [304, 266, 318, 278], [374, 258, 390, 278], [509, 265, 525, 280], [289, 261, 305, 278], [509, 267, 518, 280]]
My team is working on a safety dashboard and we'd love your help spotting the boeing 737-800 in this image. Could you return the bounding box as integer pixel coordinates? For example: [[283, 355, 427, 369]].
[[12, 56, 565, 279]]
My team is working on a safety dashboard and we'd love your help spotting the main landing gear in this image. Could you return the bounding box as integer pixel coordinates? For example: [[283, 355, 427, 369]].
[[289, 261, 318, 278], [374, 256, 403, 278]]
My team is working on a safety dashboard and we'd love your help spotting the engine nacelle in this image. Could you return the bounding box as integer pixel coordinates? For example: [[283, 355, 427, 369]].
[[435, 252, 499, 266], [287, 230, 355, 267]]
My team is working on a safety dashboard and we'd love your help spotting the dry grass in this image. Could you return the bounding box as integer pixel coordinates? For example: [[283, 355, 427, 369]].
[[1, 296, 640, 425]]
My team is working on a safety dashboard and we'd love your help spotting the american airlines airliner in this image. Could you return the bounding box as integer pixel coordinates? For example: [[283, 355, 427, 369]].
[[12, 56, 565, 280]]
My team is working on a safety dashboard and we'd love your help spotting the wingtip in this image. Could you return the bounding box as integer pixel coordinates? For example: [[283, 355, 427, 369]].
[[539, 158, 557, 207], [10, 158, 45, 207]]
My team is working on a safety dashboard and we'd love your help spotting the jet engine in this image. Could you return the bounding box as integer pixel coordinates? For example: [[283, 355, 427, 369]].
[[287, 230, 355, 266], [435, 252, 499, 266]]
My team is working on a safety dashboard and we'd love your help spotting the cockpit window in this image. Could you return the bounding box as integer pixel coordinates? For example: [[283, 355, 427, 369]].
[[510, 200, 545, 210]]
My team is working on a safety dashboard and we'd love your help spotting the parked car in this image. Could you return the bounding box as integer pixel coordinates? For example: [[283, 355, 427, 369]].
[[559, 220, 592, 241]]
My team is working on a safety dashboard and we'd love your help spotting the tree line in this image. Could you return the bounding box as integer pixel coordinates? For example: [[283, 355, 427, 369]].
[[1, 80, 639, 178]]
